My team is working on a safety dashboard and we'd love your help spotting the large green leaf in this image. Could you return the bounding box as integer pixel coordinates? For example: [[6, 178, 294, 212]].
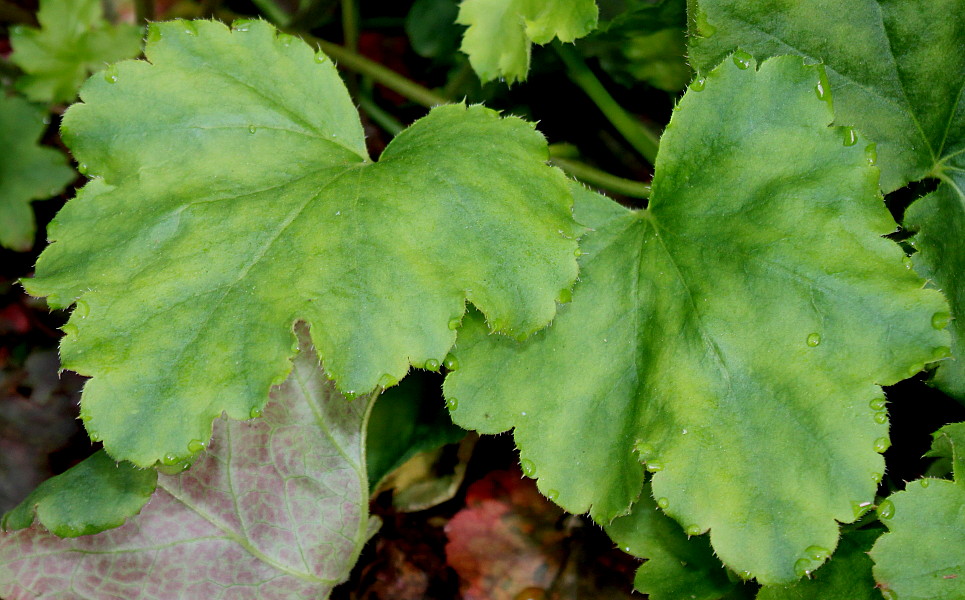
[[443, 55, 950, 584], [0, 325, 375, 599], [457, 0, 599, 82], [10, 0, 143, 103], [23, 19, 582, 468], [605, 482, 739, 600], [687, 0, 965, 399], [1, 450, 156, 538], [0, 94, 75, 251], [757, 529, 883, 600], [870, 424, 965, 599]]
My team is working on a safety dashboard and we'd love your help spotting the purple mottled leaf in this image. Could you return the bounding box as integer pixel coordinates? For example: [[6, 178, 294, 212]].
[[0, 325, 374, 599]]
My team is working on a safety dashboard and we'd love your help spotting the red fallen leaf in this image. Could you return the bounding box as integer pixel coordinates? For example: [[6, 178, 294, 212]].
[[445, 469, 566, 600]]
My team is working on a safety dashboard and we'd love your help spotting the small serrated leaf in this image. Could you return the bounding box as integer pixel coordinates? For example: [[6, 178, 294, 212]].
[[10, 0, 143, 104], [0, 95, 74, 251], [457, 0, 599, 82]]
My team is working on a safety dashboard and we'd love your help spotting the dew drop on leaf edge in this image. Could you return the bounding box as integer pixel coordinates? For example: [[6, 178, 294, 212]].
[[656, 497, 669, 509], [870, 397, 887, 410], [520, 459, 536, 477], [732, 50, 752, 70], [873, 437, 890, 453], [874, 411, 888, 424], [187, 439, 206, 453], [805, 545, 830, 561], [685, 524, 701, 536], [249, 406, 263, 419], [932, 311, 951, 330], [794, 558, 812, 577], [104, 65, 118, 84], [445, 397, 458, 410], [876, 499, 895, 519]]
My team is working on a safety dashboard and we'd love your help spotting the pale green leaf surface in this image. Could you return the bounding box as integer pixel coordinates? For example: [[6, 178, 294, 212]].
[[870, 424, 965, 600], [1, 450, 156, 538], [23, 19, 582, 467], [457, 0, 599, 82], [0, 94, 74, 251], [687, 0, 965, 399], [443, 55, 950, 583], [0, 325, 373, 599], [606, 483, 737, 600], [905, 180, 965, 399], [10, 0, 143, 103], [757, 529, 883, 600]]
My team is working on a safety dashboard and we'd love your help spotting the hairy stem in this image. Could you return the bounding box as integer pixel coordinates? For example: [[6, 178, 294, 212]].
[[554, 43, 660, 165], [550, 157, 652, 199]]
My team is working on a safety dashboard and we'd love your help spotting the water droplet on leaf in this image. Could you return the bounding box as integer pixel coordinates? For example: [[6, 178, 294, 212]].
[[425, 358, 440, 371], [873, 437, 890, 453], [188, 439, 206, 453], [870, 397, 887, 410], [378, 373, 397, 388], [104, 65, 118, 84], [657, 497, 669, 509], [249, 406, 263, 419], [232, 19, 253, 32], [634, 441, 655, 459], [794, 558, 812, 577], [919, 478, 930, 488], [448, 318, 461, 330], [872, 472, 883, 484], [732, 50, 752, 70], [520, 459, 536, 477], [865, 144, 877, 166], [685, 524, 701, 536], [74, 300, 89, 319], [315, 53, 328, 64], [876, 499, 895, 519], [545, 489, 559, 501], [162, 453, 179, 466], [61, 323, 79, 337], [852, 500, 872, 518], [874, 411, 888, 424], [557, 288, 572, 304], [77, 163, 88, 175], [444, 355, 459, 370], [445, 397, 459, 410], [842, 127, 857, 146], [806, 332, 821, 347], [806, 545, 830, 561], [248, 125, 257, 134], [691, 77, 706, 91], [646, 461, 664, 472], [932, 312, 951, 330]]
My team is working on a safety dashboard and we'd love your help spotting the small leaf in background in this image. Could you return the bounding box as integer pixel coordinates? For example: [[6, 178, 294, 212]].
[[9, 0, 143, 104], [0, 325, 375, 599], [0, 94, 74, 251], [444, 56, 950, 583], [605, 483, 738, 600], [23, 19, 583, 468], [1, 450, 156, 537], [757, 529, 883, 600], [367, 371, 467, 489], [445, 469, 567, 600], [688, 0, 965, 401], [870, 423, 965, 599], [582, 0, 690, 92], [457, 0, 599, 82], [406, 0, 462, 60]]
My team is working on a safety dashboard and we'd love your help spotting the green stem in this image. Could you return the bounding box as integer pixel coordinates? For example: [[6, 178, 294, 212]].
[[133, 0, 155, 24], [550, 156, 651, 199], [554, 43, 660, 165], [341, 0, 359, 52], [250, 0, 290, 26], [358, 96, 405, 136], [313, 38, 449, 108]]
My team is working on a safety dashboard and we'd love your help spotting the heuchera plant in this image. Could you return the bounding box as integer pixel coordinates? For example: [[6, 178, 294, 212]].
[[1, 0, 963, 598]]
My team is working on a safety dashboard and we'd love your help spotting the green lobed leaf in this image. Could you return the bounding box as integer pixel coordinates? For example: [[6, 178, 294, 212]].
[[0, 94, 75, 251], [0, 324, 374, 599], [443, 55, 950, 583], [686, 0, 965, 399], [23, 19, 583, 468], [1, 450, 156, 538], [10, 0, 143, 104], [757, 529, 884, 600], [870, 423, 965, 600], [605, 482, 739, 600], [457, 0, 599, 82]]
